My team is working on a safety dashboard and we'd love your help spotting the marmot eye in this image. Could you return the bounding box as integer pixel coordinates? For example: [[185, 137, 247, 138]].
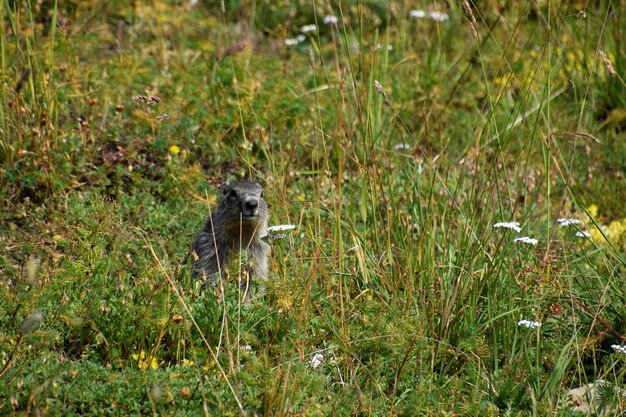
[[260, 192, 264, 198], [229, 189, 238, 198]]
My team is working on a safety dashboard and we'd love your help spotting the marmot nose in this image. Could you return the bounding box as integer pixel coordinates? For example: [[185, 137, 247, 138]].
[[243, 197, 259, 216]]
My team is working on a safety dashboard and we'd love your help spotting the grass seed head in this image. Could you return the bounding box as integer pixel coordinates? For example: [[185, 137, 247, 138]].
[[20, 312, 43, 334], [374, 80, 391, 107], [461, 0, 478, 38], [150, 385, 162, 403], [24, 256, 39, 285], [598, 50, 616, 76]]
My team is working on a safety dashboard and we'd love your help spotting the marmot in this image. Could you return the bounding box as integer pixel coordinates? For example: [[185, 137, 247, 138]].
[[190, 180, 270, 298]]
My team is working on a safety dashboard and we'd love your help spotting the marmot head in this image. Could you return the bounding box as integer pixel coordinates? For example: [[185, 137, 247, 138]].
[[219, 180, 268, 224]]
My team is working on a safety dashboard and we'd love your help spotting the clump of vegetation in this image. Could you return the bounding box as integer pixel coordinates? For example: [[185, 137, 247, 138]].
[[1, 0, 625, 415]]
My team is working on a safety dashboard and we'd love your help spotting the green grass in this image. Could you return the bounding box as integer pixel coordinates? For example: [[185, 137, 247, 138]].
[[1, 0, 625, 415]]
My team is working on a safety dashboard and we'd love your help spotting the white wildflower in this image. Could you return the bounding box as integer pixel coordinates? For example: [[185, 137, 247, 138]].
[[264, 233, 287, 241], [284, 38, 299, 46], [493, 222, 521, 233], [410, 10, 426, 19], [263, 224, 296, 242], [297, 34, 306, 42], [428, 11, 450, 22], [240, 344, 253, 353], [518, 319, 541, 329], [557, 218, 581, 226], [350, 40, 360, 53], [267, 224, 296, 233], [310, 353, 324, 369], [513, 236, 538, 246], [575, 231, 592, 238], [301, 24, 317, 33], [323, 15, 338, 25], [393, 143, 411, 151], [611, 344, 626, 354], [374, 43, 393, 51]]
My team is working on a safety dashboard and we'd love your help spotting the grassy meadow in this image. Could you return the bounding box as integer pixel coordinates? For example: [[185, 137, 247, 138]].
[[1, 0, 626, 415]]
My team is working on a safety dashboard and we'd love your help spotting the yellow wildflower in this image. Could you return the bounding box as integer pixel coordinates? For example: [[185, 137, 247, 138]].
[[606, 219, 626, 242], [131, 350, 159, 370], [586, 204, 598, 218], [588, 226, 605, 243], [169, 145, 181, 155]]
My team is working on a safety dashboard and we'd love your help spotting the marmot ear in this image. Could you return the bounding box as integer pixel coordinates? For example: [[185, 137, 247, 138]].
[[220, 182, 230, 195]]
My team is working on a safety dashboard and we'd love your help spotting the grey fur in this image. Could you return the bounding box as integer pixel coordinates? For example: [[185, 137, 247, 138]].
[[191, 180, 270, 299]]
